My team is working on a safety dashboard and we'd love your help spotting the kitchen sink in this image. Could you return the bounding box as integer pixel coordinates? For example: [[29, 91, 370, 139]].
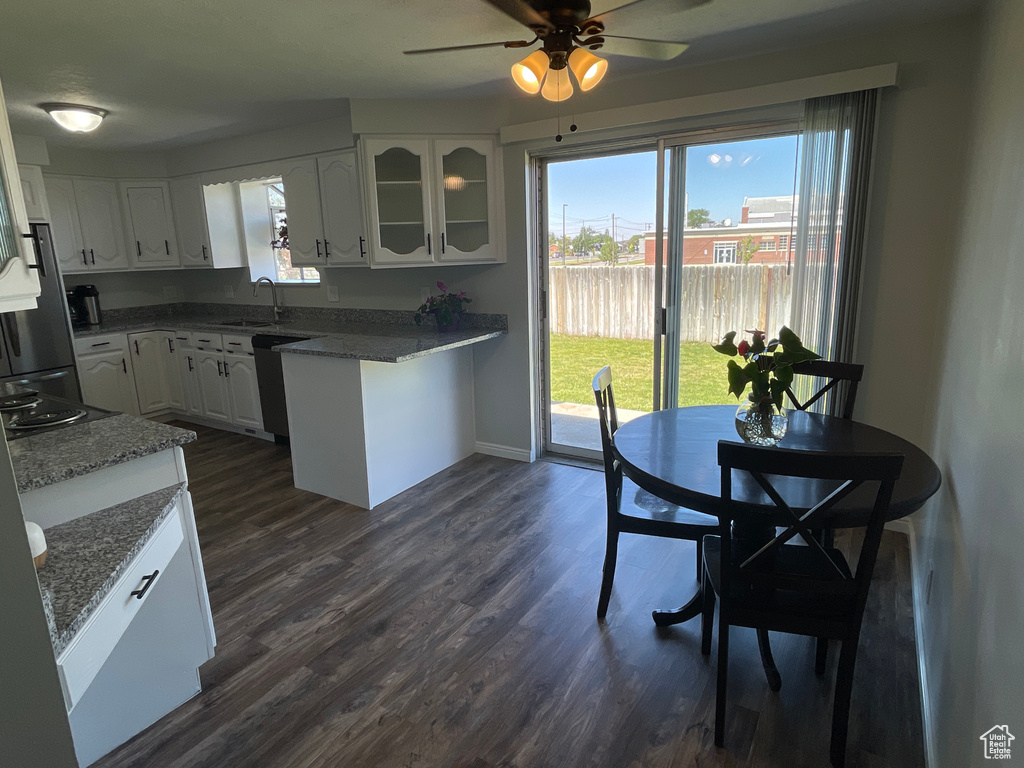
[[219, 319, 275, 328]]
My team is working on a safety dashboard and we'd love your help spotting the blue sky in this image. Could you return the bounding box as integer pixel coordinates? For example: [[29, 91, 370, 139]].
[[547, 135, 800, 238]]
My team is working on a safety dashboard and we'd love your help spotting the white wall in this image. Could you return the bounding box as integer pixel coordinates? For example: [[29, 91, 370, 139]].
[[913, 0, 1024, 764]]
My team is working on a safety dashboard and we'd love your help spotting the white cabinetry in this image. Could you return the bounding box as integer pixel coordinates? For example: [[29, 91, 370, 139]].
[[122, 181, 179, 269], [0, 78, 40, 311], [224, 348, 262, 430], [75, 334, 140, 415], [173, 332, 203, 417], [163, 332, 186, 411], [18, 164, 50, 222], [44, 176, 130, 273], [361, 135, 504, 268], [195, 348, 232, 422], [280, 157, 324, 266], [169, 177, 245, 269], [127, 330, 170, 415]]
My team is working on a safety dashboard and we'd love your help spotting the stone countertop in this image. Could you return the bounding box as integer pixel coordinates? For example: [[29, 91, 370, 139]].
[[9, 414, 195, 494], [274, 326, 505, 362], [37, 484, 185, 657]]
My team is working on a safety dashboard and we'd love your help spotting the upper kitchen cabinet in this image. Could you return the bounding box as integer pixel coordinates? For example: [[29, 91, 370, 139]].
[[169, 177, 245, 269], [317, 150, 366, 265], [18, 164, 50, 222], [43, 175, 131, 273], [361, 135, 505, 268], [279, 157, 323, 266], [0, 79, 40, 310], [121, 181, 180, 269]]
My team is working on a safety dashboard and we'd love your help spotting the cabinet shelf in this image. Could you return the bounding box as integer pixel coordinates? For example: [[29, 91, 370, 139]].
[[380, 221, 424, 227], [376, 180, 423, 186], [446, 219, 488, 225]]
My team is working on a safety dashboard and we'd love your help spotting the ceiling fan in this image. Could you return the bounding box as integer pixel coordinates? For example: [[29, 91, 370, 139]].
[[404, 0, 709, 102]]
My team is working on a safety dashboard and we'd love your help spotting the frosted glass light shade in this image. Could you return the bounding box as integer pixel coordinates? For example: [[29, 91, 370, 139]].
[[42, 104, 107, 133], [568, 48, 608, 91], [511, 51, 550, 95], [541, 66, 574, 102]]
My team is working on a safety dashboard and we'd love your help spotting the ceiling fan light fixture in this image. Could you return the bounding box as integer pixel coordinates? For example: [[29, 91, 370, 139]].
[[540, 65, 573, 102], [41, 103, 107, 133], [568, 47, 608, 91], [511, 50, 550, 95]]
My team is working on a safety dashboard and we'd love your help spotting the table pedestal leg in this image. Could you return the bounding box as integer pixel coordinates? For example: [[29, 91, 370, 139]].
[[652, 590, 703, 626]]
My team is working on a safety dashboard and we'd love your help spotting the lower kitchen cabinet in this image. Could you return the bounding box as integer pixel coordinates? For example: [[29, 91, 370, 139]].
[[175, 339, 203, 417], [128, 331, 169, 415], [75, 334, 140, 416], [163, 332, 186, 412], [195, 348, 232, 422], [224, 350, 262, 430]]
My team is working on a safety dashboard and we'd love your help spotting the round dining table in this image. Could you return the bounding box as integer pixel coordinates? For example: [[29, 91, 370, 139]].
[[611, 405, 941, 625]]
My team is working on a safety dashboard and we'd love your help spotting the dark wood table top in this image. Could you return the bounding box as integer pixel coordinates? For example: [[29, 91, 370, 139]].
[[612, 405, 941, 527]]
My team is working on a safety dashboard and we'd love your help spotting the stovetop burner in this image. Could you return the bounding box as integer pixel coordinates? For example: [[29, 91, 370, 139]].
[[7, 408, 88, 430], [0, 394, 43, 411]]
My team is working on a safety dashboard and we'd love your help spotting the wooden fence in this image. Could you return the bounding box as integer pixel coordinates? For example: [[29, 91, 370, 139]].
[[548, 264, 793, 342]]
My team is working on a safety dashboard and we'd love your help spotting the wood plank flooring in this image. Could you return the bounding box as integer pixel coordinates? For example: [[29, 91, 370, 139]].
[[93, 424, 926, 768]]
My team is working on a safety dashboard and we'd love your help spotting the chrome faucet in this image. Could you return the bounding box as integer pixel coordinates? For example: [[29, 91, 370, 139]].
[[253, 277, 282, 323]]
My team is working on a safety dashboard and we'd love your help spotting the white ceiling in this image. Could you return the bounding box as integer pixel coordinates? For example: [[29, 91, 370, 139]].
[[0, 0, 979, 151]]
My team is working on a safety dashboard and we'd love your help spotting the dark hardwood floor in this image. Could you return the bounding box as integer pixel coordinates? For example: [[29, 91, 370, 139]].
[[93, 424, 926, 768]]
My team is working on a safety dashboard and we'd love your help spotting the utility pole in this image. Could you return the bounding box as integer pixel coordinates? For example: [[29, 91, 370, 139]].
[[562, 203, 567, 266], [611, 213, 617, 265]]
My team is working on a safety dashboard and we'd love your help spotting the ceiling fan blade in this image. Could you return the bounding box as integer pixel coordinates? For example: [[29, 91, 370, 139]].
[[404, 40, 534, 55], [587, 0, 711, 25], [592, 34, 690, 60], [482, 0, 556, 34]]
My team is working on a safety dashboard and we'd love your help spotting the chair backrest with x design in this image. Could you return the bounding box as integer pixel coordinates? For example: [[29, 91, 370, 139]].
[[716, 441, 903, 634], [786, 359, 865, 420], [593, 366, 623, 507]]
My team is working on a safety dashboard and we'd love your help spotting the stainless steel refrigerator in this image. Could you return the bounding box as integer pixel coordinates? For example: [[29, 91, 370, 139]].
[[0, 224, 80, 399]]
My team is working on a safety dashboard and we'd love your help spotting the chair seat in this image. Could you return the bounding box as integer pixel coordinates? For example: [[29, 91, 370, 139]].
[[619, 480, 718, 538], [703, 534, 856, 637]]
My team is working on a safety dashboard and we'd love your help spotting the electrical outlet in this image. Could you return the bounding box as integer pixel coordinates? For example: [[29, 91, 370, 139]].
[[327, 285, 340, 302], [224, 284, 235, 299], [420, 287, 431, 303], [162, 286, 176, 299]]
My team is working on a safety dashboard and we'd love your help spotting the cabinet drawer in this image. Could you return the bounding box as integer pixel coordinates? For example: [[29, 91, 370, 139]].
[[221, 333, 253, 354], [172, 330, 193, 348], [192, 332, 223, 351], [74, 333, 129, 357], [57, 508, 185, 711]]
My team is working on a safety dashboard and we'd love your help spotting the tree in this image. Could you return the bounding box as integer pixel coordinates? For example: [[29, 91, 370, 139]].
[[739, 235, 759, 264], [626, 234, 642, 254], [597, 231, 618, 264], [572, 225, 600, 259], [687, 208, 711, 228]]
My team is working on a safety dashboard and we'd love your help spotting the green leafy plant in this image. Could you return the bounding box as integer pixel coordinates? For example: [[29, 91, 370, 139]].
[[414, 281, 472, 326], [712, 326, 820, 407]]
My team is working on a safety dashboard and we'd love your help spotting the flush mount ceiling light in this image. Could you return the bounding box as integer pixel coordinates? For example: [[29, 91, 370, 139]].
[[404, 0, 698, 104], [41, 103, 108, 133]]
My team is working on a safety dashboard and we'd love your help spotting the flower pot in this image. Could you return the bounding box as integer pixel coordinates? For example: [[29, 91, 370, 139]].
[[436, 315, 461, 333], [735, 397, 788, 447]]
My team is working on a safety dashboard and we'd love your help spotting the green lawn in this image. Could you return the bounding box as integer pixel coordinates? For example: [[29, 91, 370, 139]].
[[550, 334, 738, 412]]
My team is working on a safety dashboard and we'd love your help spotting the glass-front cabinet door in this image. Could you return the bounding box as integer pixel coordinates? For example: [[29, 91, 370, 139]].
[[362, 138, 433, 265], [0, 78, 40, 311], [432, 138, 502, 263]]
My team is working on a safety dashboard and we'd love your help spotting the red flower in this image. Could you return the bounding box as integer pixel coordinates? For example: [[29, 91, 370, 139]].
[[436, 281, 448, 293], [737, 340, 750, 356], [744, 328, 765, 340]]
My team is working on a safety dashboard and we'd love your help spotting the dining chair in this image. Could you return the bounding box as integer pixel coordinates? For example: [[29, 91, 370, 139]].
[[786, 359, 864, 421], [592, 366, 718, 618], [700, 440, 903, 767]]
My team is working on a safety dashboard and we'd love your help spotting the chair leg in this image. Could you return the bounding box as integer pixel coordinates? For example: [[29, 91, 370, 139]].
[[815, 637, 828, 675], [757, 629, 782, 692], [597, 528, 620, 618], [715, 618, 729, 747], [830, 638, 859, 768], [695, 536, 704, 582], [701, 562, 715, 656]]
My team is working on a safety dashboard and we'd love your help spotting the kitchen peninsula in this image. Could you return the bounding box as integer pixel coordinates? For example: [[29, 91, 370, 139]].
[[10, 413, 215, 767]]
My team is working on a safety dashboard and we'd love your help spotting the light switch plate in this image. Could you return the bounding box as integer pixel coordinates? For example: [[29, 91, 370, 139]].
[[327, 285, 340, 302], [224, 284, 235, 299]]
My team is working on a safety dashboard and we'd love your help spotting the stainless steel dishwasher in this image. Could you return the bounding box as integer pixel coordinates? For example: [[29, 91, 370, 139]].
[[251, 333, 310, 443]]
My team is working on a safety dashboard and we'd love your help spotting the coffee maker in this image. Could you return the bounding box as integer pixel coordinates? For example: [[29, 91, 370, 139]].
[[67, 285, 102, 328]]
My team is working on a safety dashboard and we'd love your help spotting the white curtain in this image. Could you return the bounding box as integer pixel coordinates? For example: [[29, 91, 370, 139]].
[[790, 89, 878, 414]]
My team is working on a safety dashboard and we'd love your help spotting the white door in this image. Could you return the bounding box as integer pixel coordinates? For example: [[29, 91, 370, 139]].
[[43, 176, 88, 273], [195, 349, 231, 422], [125, 184, 179, 268], [163, 333, 186, 411], [225, 352, 263, 430], [318, 150, 366, 265], [280, 157, 324, 266], [79, 349, 139, 415], [178, 347, 203, 416], [129, 332, 169, 414], [361, 138, 434, 266], [433, 138, 503, 263], [169, 177, 210, 268], [73, 178, 129, 270]]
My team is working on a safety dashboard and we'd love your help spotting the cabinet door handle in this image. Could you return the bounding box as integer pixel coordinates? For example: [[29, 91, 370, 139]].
[[324, 240, 331, 259], [217, 360, 223, 376], [90, 249, 95, 265], [202, 244, 208, 260], [316, 239, 323, 259], [130, 570, 159, 599], [224, 362, 230, 377], [359, 236, 366, 259], [165, 239, 170, 255], [187, 355, 194, 372], [427, 233, 432, 255], [136, 240, 142, 257], [167, 338, 174, 353], [134, 339, 140, 355], [121, 357, 127, 374], [441, 232, 446, 254], [81, 249, 88, 266], [91, 341, 110, 347]]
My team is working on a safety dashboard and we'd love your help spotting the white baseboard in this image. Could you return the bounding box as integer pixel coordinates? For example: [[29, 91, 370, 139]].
[[889, 517, 936, 768], [475, 441, 533, 462]]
